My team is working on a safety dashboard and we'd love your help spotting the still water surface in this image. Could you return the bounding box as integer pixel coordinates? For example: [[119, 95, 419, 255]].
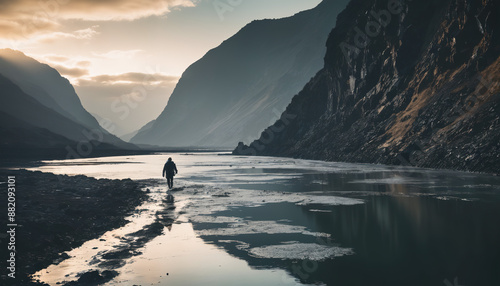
[[29, 153, 500, 286]]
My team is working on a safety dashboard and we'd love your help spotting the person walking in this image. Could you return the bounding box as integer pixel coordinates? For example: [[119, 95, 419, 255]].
[[162, 157, 178, 189]]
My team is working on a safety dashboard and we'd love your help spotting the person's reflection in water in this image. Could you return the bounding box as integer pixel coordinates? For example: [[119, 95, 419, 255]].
[[162, 157, 178, 189]]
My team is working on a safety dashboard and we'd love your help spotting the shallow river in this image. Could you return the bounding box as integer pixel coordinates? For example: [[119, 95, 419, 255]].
[[28, 152, 500, 286]]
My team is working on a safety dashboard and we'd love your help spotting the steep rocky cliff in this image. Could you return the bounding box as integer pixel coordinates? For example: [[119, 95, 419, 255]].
[[131, 0, 349, 147], [235, 0, 500, 174]]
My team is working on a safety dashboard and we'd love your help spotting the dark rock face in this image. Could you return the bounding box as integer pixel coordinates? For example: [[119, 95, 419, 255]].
[[235, 0, 500, 174], [131, 0, 350, 148]]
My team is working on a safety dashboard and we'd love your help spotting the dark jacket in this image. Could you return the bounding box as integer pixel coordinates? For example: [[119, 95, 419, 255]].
[[163, 161, 178, 178]]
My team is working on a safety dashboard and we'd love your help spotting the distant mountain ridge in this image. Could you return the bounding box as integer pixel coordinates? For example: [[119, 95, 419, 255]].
[[0, 49, 136, 153], [131, 0, 350, 147], [0, 49, 97, 128], [235, 0, 500, 174], [121, 119, 156, 142]]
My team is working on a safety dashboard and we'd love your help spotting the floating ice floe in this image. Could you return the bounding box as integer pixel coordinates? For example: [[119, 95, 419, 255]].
[[218, 240, 251, 250], [308, 209, 333, 213], [189, 216, 243, 224], [248, 243, 354, 261], [348, 177, 422, 185], [295, 195, 363, 206], [435, 196, 477, 202], [194, 220, 330, 237], [183, 186, 364, 218]]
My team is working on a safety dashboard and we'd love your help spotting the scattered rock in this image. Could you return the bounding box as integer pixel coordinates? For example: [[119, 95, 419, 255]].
[[64, 270, 118, 286], [0, 169, 147, 285]]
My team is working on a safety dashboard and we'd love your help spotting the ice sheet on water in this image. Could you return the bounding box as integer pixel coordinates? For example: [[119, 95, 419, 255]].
[[295, 195, 363, 206], [349, 177, 425, 185], [189, 216, 243, 224], [463, 184, 500, 189], [183, 186, 364, 218], [435, 196, 477, 202], [248, 243, 354, 261], [195, 220, 330, 237], [218, 240, 251, 250], [308, 209, 332, 213]]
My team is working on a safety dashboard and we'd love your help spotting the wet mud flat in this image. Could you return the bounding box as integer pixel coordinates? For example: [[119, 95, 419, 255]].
[[30, 179, 182, 286], [0, 169, 148, 285]]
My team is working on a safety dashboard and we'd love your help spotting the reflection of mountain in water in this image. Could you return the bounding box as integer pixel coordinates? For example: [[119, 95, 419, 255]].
[[192, 178, 500, 286]]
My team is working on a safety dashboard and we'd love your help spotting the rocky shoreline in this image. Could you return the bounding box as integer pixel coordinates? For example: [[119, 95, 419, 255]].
[[0, 169, 148, 285]]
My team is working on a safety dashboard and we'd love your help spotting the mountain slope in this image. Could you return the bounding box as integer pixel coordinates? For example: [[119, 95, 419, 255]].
[[235, 0, 500, 174], [0, 110, 77, 149], [0, 73, 122, 150], [0, 50, 136, 150], [0, 49, 96, 128], [121, 120, 156, 142], [132, 0, 350, 147]]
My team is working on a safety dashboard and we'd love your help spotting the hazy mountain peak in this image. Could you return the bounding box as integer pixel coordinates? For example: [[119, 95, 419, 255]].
[[132, 0, 350, 147], [0, 50, 137, 151]]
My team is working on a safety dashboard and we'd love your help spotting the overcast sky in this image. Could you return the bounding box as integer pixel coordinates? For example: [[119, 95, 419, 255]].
[[0, 0, 322, 136]]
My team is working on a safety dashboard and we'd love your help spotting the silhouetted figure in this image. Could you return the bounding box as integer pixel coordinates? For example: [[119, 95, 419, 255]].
[[162, 157, 178, 189]]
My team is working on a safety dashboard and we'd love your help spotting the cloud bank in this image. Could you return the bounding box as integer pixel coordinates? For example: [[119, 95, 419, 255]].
[[0, 0, 196, 39], [76, 72, 179, 88]]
